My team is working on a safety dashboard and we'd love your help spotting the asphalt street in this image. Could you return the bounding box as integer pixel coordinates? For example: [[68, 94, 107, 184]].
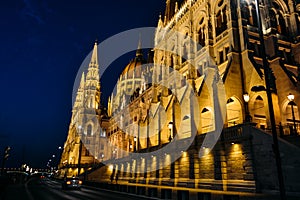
[[1, 177, 153, 200]]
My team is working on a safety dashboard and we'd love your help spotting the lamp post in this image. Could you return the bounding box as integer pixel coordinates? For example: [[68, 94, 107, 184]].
[[129, 140, 133, 151], [77, 140, 83, 177], [133, 136, 137, 151], [243, 93, 251, 122], [101, 153, 104, 162], [287, 93, 297, 135], [254, 0, 286, 199], [1, 146, 11, 175], [168, 122, 173, 142], [57, 146, 63, 170]]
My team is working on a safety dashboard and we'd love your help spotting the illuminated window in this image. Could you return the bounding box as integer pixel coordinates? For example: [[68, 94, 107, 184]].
[[100, 129, 106, 137], [253, 96, 266, 129], [226, 97, 242, 127]]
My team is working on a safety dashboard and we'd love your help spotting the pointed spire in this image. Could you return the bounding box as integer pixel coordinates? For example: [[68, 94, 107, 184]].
[[86, 41, 100, 81], [90, 41, 98, 66], [136, 34, 143, 57], [73, 72, 85, 110], [175, 1, 178, 13], [158, 14, 164, 28], [107, 96, 112, 117], [79, 72, 85, 89]]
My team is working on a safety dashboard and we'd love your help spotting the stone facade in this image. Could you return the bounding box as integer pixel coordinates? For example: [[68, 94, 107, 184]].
[[60, 0, 300, 199]]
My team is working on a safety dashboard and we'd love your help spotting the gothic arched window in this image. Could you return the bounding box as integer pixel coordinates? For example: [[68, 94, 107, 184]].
[[198, 25, 206, 48], [278, 13, 287, 35], [215, 6, 227, 36], [270, 1, 289, 35], [269, 9, 277, 30], [250, 3, 258, 26], [201, 107, 214, 133], [241, 3, 250, 20], [87, 124, 93, 136], [182, 43, 188, 63], [198, 17, 206, 48]]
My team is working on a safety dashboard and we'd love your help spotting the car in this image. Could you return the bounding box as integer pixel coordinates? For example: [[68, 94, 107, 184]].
[[62, 177, 82, 190]]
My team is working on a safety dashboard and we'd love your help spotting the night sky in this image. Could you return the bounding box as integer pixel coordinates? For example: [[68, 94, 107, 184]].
[[0, 0, 165, 168]]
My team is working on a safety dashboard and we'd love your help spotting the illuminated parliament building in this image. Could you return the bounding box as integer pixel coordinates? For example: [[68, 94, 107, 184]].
[[59, 0, 300, 199]]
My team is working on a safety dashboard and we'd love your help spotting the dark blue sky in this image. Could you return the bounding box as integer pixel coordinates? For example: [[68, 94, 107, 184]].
[[0, 0, 165, 168]]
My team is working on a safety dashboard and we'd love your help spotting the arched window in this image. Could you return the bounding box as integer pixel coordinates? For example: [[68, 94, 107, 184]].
[[250, 3, 258, 26], [198, 17, 206, 48], [226, 97, 242, 127], [278, 14, 287, 35], [170, 55, 174, 69], [269, 9, 277, 30], [182, 44, 188, 63], [87, 124, 93, 136], [198, 26, 206, 48], [241, 3, 250, 20], [215, 6, 227, 36], [285, 101, 299, 127], [201, 108, 214, 133], [252, 96, 266, 129], [270, 2, 289, 35]]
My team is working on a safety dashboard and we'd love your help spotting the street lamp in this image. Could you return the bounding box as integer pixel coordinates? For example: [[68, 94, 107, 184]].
[[254, 0, 286, 198], [287, 93, 297, 135], [243, 93, 252, 122], [1, 146, 11, 175]]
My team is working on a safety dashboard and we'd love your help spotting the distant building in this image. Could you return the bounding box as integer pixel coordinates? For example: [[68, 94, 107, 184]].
[[60, 0, 300, 199]]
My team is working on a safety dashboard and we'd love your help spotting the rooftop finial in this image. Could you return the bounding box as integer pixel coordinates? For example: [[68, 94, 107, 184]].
[[175, 1, 179, 13], [157, 13, 164, 28], [90, 41, 98, 66]]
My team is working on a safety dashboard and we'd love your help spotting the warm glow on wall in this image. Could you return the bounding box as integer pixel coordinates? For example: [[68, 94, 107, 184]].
[[182, 151, 187, 157], [202, 147, 211, 156], [231, 143, 241, 153]]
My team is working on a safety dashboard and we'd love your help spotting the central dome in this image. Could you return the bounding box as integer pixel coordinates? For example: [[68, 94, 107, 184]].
[[113, 45, 148, 99], [121, 51, 147, 80]]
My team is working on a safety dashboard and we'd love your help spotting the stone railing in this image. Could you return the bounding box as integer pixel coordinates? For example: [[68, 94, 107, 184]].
[[215, 30, 229, 43]]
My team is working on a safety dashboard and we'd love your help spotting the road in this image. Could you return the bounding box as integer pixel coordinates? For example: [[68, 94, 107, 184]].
[[2, 177, 153, 200]]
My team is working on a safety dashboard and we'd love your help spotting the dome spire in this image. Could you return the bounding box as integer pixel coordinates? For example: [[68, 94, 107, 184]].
[[136, 34, 143, 57]]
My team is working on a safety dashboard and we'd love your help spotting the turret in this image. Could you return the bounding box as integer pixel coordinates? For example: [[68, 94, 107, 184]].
[[157, 14, 164, 29], [85, 41, 101, 110], [164, 0, 177, 23]]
